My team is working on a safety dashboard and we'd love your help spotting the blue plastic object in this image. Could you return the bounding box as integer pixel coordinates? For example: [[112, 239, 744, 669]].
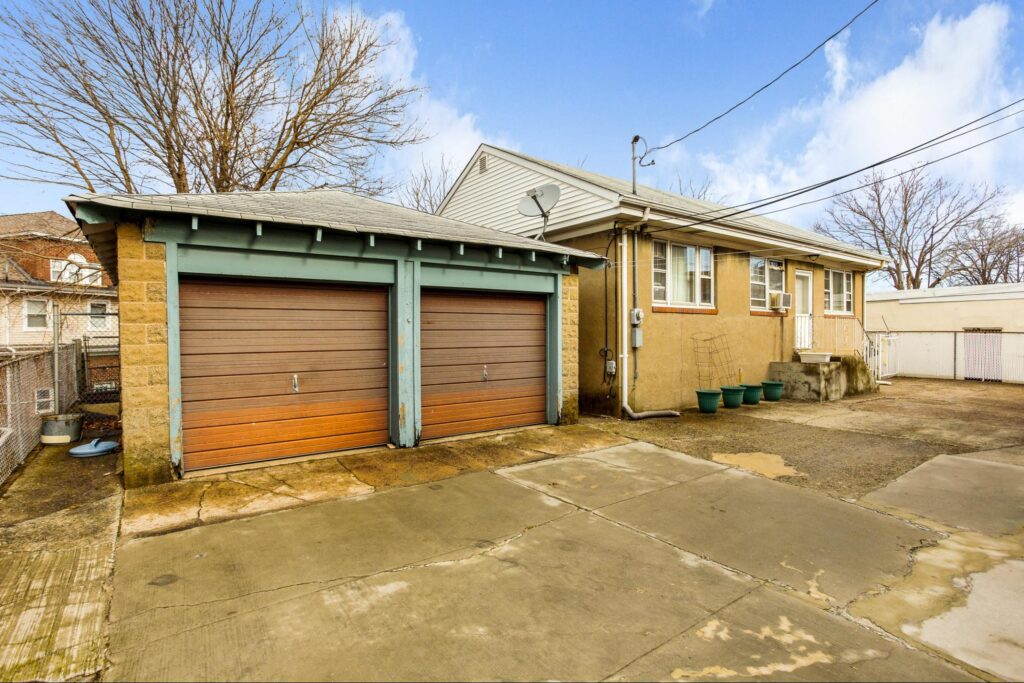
[[68, 438, 119, 458]]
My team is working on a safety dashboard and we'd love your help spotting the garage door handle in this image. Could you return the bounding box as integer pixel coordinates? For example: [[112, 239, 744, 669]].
[[482, 365, 488, 381], [292, 374, 299, 393]]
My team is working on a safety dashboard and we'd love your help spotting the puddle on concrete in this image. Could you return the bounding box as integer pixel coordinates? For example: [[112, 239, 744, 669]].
[[850, 529, 1024, 678], [711, 452, 806, 479]]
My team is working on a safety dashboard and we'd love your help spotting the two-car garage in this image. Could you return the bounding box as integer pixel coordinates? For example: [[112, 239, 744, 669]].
[[179, 279, 550, 471], [68, 187, 598, 484]]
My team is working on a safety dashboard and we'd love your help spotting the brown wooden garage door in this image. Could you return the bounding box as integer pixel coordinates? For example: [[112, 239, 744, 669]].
[[179, 279, 389, 470], [420, 290, 547, 440]]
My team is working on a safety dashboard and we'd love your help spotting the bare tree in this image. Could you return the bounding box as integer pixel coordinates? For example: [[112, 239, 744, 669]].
[[671, 174, 726, 203], [814, 169, 1003, 289], [397, 154, 455, 213], [0, 0, 423, 195], [945, 219, 1024, 285]]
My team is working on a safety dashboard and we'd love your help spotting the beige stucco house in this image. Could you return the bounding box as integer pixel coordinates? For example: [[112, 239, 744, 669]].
[[440, 145, 886, 415], [866, 283, 1024, 333]]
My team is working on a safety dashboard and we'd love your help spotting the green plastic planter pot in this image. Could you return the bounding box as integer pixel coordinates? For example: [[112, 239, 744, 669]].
[[740, 383, 763, 405], [762, 380, 785, 401], [696, 389, 722, 414], [720, 385, 745, 409]]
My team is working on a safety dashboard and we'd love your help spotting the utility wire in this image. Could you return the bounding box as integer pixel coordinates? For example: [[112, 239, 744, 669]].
[[655, 96, 1024, 224], [638, 0, 881, 166], [644, 101, 1024, 235]]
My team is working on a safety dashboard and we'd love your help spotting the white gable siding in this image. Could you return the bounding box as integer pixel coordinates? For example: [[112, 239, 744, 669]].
[[440, 153, 615, 236]]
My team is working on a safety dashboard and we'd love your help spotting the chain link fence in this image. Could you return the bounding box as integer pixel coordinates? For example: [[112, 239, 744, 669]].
[[58, 309, 121, 410], [0, 346, 78, 485]]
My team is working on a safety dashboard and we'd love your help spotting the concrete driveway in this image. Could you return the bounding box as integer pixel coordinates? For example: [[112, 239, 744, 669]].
[[107, 441, 978, 682]]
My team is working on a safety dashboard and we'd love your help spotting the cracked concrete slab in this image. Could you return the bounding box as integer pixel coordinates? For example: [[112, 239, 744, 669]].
[[498, 442, 722, 510], [599, 468, 940, 605], [611, 585, 974, 682], [107, 508, 757, 682], [914, 559, 1024, 681], [107, 472, 573, 654], [861, 455, 1024, 535]]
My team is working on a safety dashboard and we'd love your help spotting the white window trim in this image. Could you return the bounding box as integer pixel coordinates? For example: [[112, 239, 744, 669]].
[[88, 301, 110, 330], [23, 299, 49, 331], [652, 240, 715, 309], [35, 388, 53, 414], [750, 257, 786, 310], [824, 269, 855, 315]]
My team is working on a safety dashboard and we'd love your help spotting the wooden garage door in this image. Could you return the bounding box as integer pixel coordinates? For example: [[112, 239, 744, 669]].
[[420, 290, 547, 439], [179, 279, 389, 470]]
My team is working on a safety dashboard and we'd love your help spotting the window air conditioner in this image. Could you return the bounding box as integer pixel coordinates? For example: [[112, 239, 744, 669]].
[[770, 292, 792, 310]]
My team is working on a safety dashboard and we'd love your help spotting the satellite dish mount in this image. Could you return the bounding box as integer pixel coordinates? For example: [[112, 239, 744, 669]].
[[516, 184, 561, 241]]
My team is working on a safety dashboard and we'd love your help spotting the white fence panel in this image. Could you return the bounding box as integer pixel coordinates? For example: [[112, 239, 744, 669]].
[[893, 332, 957, 379], [1003, 333, 1024, 383]]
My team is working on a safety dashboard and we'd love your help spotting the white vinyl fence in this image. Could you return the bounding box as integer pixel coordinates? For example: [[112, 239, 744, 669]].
[[871, 331, 1024, 384]]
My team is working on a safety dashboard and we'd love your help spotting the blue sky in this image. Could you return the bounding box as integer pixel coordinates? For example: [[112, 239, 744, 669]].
[[2, 0, 1022, 233]]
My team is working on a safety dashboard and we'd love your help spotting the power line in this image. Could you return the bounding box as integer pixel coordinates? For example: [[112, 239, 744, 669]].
[[644, 103, 1024, 236], [638, 0, 881, 166], [658, 96, 1024, 224]]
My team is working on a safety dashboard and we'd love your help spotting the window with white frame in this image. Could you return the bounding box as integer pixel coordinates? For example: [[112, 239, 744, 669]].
[[49, 253, 96, 284], [35, 388, 53, 414], [750, 257, 785, 309], [825, 269, 854, 314], [653, 241, 714, 307], [88, 301, 109, 330], [25, 299, 48, 329]]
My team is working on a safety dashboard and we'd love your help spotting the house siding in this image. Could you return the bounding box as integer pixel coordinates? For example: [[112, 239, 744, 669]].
[[440, 152, 614, 236], [563, 229, 868, 415]]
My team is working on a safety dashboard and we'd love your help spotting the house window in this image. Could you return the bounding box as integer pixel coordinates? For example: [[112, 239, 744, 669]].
[[25, 299, 48, 329], [750, 257, 785, 309], [50, 253, 91, 283], [825, 269, 854, 314], [89, 302, 109, 330], [35, 388, 53, 414], [653, 241, 714, 307]]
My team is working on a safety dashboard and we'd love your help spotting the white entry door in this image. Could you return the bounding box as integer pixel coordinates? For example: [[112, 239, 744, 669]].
[[795, 270, 813, 349]]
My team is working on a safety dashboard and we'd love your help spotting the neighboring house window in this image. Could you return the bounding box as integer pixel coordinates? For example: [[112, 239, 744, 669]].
[[50, 253, 90, 283], [750, 257, 785, 309], [25, 299, 48, 329], [825, 269, 854, 314], [89, 302, 109, 330], [35, 388, 53, 414], [652, 240, 714, 307]]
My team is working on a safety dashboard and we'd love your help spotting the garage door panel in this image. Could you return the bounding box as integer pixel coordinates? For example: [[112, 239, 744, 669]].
[[421, 361, 546, 386], [420, 412, 547, 440], [421, 293, 543, 315], [182, 368, 388, 402], [421, 312, 546, 331], [183, 391, 388, 429], [180, 279, 389, 470], [420, 290, 547, 440], [420, 329, 545, 350], [422, 395, 546, 424], [181, 329, 386, 354], [421, 379, 545, 407], [421, 346, 542, 367], [185, 430, 390, 470], [183, 409, 390, 453], [181, 350, 388, 379]]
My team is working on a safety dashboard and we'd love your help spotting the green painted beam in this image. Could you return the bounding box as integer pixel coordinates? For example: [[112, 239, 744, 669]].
[[165, 243, 183, 470], [177, 245, 396, 284], [390, 259, 418, 446], [546, 276, 563, 424], [420, 264, 556, 293]]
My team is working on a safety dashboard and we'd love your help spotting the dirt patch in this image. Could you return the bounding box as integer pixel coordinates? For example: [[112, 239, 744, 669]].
[[711, 452, 805, 479], [582, 412, 951, 499]]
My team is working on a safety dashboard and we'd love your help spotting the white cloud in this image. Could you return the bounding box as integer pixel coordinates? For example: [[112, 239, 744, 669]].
[[668, 3, 1022, 228], [693, 0, 717, 19], [369, 10, 512, 199]]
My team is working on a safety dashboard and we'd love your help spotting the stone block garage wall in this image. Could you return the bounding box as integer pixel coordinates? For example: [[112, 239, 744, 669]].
[[560, 270, 579, 424], [117, 221, 173, 487]]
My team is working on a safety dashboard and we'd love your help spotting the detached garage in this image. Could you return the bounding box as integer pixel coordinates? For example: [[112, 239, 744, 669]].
[[65, 189, 601, 487]]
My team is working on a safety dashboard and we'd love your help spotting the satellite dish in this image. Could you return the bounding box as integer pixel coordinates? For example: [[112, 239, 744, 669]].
[[516, 184, 561, 218]]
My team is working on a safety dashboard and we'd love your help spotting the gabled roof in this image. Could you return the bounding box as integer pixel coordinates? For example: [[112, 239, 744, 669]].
[[443, 145, 884, 267], [0, 211, 84, 240], [64, 188, 604, 279]]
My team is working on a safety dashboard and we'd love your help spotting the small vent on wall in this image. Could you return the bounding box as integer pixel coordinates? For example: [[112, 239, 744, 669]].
[[478, 155, 487, 174]]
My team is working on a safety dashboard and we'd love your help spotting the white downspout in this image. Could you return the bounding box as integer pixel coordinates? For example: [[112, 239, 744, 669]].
[[620, 227, 679, 420]]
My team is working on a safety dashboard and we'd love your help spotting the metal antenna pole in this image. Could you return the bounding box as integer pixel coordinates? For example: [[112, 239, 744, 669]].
[[52, 303, 59, 412], [631, 135, 640, 195]]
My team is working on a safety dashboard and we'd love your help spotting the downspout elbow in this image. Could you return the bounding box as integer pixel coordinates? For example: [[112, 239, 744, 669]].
[[623, 403, 680, 420]]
